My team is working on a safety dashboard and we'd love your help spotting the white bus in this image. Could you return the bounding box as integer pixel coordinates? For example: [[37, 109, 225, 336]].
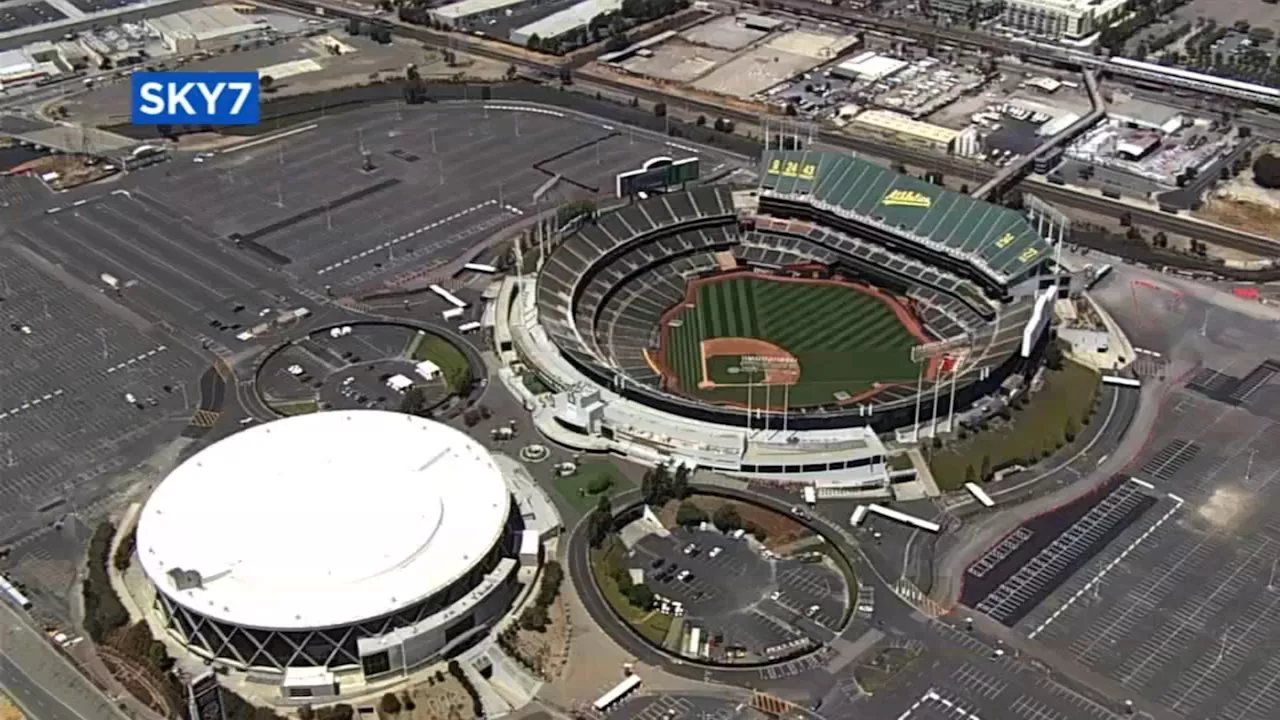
[[429, 284, 466, 309], [1102, 375, 1141, 388], [593, 674, 642, 711], [867, 504, 942, 533], [457, 322, 481, 333], [0, 574, 32, 610], [463, 263, 498, 274], [964, 482, 995, 508]]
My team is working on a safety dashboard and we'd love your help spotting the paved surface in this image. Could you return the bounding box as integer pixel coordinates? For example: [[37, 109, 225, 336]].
[[0, 603, 127, 720], [139, 104, 743, 294]]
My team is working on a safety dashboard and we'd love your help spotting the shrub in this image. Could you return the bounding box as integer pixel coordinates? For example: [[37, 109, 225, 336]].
[[448, 660, 484, 718], [379, 692, 402, 715], [113, 528, 136, 572], [1254, 153, 1280, 189], [675, 500, 707, 527], [83, 522, 128, 643], [711, 505, 742, 533], [585, 474, 613, 495]]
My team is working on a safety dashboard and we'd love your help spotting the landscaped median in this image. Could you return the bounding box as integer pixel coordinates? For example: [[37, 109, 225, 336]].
[[410, 332, 472, 394], [928, 358, 1103, 491], [592, 536, 674, 645]]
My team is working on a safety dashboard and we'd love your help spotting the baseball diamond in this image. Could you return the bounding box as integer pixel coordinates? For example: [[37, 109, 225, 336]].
[[657, 274, 931, 409]]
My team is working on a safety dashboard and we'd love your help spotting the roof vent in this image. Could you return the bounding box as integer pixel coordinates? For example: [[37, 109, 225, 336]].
[[167, 567, 204, 591]]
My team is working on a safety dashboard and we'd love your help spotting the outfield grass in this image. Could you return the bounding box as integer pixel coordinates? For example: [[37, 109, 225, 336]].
[[662, 276, 920, 408], [928, 360, 1101, 491], [410, 333, 471, 393], [592, 538, 671, 643], [553, 460, 634, 514]]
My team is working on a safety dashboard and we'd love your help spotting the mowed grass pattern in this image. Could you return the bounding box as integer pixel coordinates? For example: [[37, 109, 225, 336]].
[[663, 277, 920, 408]]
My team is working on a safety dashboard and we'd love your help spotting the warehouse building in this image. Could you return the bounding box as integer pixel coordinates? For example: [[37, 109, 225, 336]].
[[431, 0, 544, 28], [851, 109, 978, 155], [931, 0, 1002, 19], [1109, 96, 1185, 135], [830, 52, 908, 82], [147, 6, 271, 54], [510, 0, 620, 47], [1001, 0, 1129, 42]]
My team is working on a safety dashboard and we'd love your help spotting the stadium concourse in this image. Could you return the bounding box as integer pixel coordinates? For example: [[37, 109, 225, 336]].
[[491, 150, 1067, 496]]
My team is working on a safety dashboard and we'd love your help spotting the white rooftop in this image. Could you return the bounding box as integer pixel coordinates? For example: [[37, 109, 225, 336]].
[[137, 411, 511, 630], [434, 0, 530, 20], [513, 0, 622, 40]]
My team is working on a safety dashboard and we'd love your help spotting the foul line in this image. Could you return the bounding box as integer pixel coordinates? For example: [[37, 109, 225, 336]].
[[1027, 488, 1184, 639]]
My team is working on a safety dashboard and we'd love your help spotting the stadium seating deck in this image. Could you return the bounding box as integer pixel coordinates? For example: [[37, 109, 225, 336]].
[[535, 186, 1036, 423], [757, 150, 1051, 283]]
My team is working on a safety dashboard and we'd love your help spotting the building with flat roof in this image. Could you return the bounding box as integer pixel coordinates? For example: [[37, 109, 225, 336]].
[[509, 0, 620, 47], [850, 109, 961, 153], [1109, 96, 1185, 134], [1001, 0, 1129, 41], [147, 5, 270, 53], [931, 0, 1002, 19], [830, 52, 907, 82], [137, 411, 525, 699], [430, 0, 543, 28]]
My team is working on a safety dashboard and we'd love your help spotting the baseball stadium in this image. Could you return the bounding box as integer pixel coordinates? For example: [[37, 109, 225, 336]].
[[530, 149, 1059, 435]]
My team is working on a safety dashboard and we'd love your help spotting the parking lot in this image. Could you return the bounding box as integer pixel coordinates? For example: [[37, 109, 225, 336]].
[[0, 243, 203, 543], [142, 105, 740, 293], [256, 323, 450, 414], [820, 625, 1128, 720], [10, 191, 317, 359], [1013, 372, 1280, 719], [632, 526, 849, 662]]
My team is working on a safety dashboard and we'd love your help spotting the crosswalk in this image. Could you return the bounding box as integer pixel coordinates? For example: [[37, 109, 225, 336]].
[[189, 409, 220, 428], [894, 579, 950, 618], [751, 692, 793, 716]]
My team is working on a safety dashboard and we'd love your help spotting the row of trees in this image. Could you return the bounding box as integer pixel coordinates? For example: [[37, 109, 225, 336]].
[[639, 462, 691, 508], [83, 522, 129, 643], [447, 659, 485, 718], [519, 561, 564, 631]]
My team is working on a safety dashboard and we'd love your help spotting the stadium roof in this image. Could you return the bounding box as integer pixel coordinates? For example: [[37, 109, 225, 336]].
[[137, 410, 511, 630], [758, 150, 1051, 281]]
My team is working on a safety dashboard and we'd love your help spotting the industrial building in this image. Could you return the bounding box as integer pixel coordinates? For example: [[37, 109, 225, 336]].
[[431, 0, 543, 28], [147, 6, 271, 54], [137, 411, 528, 699], [1109, 96, 1185, 134], [931, 0, 1002, 19], [510, 0, 620, 47], [1001, 0, 1129, 42], [1115, 133, 1161, 160], [851, 109, 978, 155], [0, 47, 58, 87], [830, 52, 907, 82]]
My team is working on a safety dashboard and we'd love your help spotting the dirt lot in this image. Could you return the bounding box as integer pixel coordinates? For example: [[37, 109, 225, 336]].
[[1, 696, 24, 720], [658, 495, 813, 549], [505, 595, 570, 680], [402, 672, 477, 720], [1196, 196, 1280, 237]]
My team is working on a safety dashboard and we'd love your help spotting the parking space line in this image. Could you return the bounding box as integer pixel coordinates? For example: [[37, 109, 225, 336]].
[[316, 200, 498, 275], [1029, 493, 1184, 639]]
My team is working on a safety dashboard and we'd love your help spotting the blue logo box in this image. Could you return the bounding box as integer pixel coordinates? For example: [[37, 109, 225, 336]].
[[131, 72, 261, 126]]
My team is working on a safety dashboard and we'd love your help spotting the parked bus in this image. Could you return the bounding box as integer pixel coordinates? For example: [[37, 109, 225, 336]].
[[867, 504, 942, 533], [593, 675, 641, 711], [0, 573, 32, 610], [1102, 375, 1141, 388], [429, 284, 466, 309]]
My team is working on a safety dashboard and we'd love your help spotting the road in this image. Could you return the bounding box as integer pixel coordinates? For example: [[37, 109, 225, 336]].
[[0, 603, 128, 720]]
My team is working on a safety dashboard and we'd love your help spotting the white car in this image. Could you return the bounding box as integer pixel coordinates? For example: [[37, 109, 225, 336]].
[[287, 364, 304, 376], [709, 547, 723, 558], [769, 591, 781, 601], [806, 605, 821, 618]]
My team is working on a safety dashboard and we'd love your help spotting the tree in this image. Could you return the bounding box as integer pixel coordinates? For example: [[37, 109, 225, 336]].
[[653, 102, 667, 118], [588, 495, 614, 547], [670, 463, 690, 499], [259, 75, 275, 94], [964, 465, 976, 485], [1065, 416, 1079, 442], [712, 504, 742, 533], [696, 114, 706, 126], [626, 583, 654, 608], [1254, 153, 1280, 189], [979, 455, 992, 483], [640, 465, 672, 507], [399, 385, 431, 417], [675, 500, 707, 527], [527, 33, 542, 51], [400, 693, 415, 712], [298, 706, 315, 720], [380, 693, 402, 716]]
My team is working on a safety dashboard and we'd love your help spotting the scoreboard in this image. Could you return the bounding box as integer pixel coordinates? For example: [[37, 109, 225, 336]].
[[616, 156, 700, 198]]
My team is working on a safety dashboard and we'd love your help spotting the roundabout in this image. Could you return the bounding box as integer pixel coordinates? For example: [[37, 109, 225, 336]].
[[519, 444, 550, 463]]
